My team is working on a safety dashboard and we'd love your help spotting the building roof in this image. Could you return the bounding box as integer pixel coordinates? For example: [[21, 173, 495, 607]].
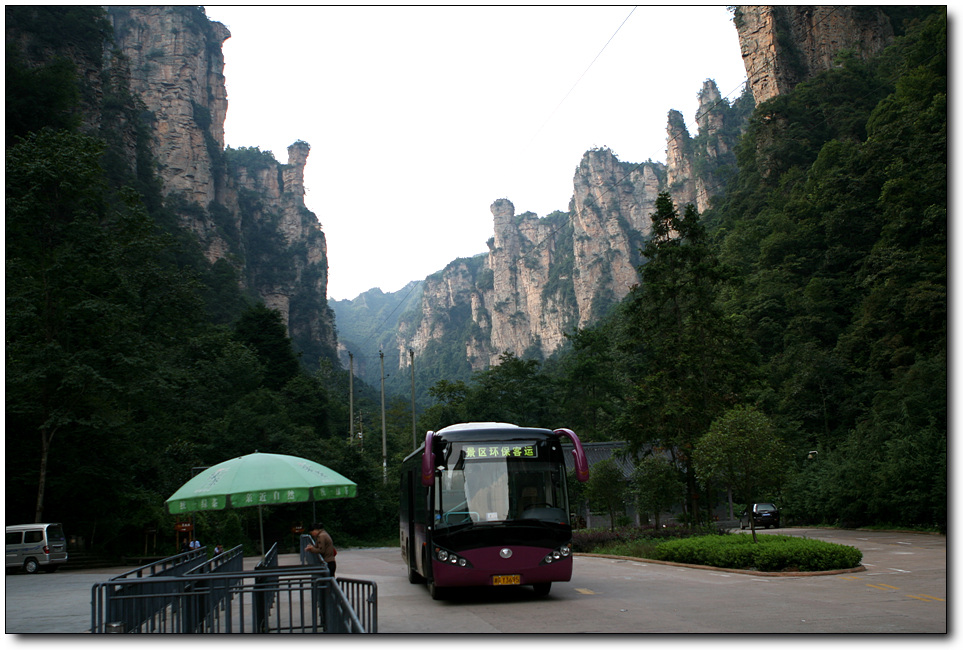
[[563, 441, 636, 479]]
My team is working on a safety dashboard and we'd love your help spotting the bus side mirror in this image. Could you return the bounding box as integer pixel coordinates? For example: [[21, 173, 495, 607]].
[[421, 430, 436, 487], [554, 428, 589, 483]]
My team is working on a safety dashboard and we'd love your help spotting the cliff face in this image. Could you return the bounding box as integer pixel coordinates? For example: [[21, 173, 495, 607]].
[[107, 6, 336, 367], [109, 6, 228, 210], [387, 79, 746, 379], [343, 7, 902, 385], [396, 148, 661, 374], [735, 6, 894, 104]]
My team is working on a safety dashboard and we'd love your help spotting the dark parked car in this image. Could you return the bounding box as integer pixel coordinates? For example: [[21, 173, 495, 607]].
[[740, 503, 780, 529]]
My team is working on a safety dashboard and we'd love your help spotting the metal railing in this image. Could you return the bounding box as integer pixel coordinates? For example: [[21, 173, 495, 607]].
[[94, 547, 211, 633], [91, 556, 376, 633], [182, 545, 245, 632], [112, 546, 209, 580], [300, 534, 320, 566], [253, 542, 282, 632], [335, 577, 378, 633]]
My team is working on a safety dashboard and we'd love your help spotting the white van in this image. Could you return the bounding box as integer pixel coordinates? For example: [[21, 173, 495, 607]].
[[6, 523, 68, 573]]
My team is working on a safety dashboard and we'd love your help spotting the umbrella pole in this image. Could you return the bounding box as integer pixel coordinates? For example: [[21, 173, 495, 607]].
[[259, 504, 266, 561]]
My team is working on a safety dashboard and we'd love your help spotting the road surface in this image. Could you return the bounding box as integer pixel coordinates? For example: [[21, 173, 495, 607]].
[[4, 527, 945, 633]]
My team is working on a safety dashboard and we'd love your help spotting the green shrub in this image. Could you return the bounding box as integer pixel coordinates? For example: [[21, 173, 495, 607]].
[[651, 535, 862, 572], [594, 539, 662, 558], [572, 524, 721, 553]]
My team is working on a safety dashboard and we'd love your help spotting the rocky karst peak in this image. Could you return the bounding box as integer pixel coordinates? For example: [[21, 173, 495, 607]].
[[282, 140, 311, 199], [109, 6, 230, 208], [665, 110, 697, 210], [696, 79, 726, 137], [735, 5, 894, 104], [106, 6, 336, 368]]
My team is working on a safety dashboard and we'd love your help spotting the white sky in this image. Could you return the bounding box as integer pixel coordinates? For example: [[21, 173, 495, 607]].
[[204, 5, 749, 300]]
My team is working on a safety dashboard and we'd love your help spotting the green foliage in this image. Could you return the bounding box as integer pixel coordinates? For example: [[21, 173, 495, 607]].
[[233, 304, 301, 391], [572, 523, 706, 553], [5, 4, 945, 558], [651, 534, 862, 572], [224, 145, 280, 176], [616, 193, 753, 525], [5, 47, 81, 143], [630, 455, 684, 528], [5, 5, 113, 66], [584, 459, 627, 531], [3, 8, 396, 555], [553, 324, 624, 440], [693, 406, 788, 509]]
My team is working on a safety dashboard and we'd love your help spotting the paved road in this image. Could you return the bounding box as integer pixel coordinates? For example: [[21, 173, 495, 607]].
[[5, 528, 946, 633]]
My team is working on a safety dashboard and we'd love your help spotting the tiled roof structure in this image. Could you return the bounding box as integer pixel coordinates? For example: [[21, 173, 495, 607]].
[[562, 441, 636, 479]]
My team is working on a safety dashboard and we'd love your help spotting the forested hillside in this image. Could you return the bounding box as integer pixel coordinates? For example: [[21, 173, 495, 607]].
[[5, 6, 945, 558], [417, 8, 946, 531], [5, 6, 399, 555]]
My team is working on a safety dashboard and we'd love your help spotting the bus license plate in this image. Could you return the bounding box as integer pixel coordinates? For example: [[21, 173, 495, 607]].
[[493, 574, 520, 586]]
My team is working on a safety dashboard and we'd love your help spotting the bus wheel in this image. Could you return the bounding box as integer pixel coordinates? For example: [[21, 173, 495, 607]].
[[428, 578, 445, 600], [532, 583, 551, 597], [23, 558, 39, 574]]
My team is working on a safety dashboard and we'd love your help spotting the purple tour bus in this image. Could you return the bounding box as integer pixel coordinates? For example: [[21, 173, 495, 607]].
[[400, 422, 590, 599]]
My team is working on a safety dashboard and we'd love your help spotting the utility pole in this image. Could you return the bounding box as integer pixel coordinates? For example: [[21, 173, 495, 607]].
[[409, 348, 416, 450], [348, 352, 354, 443], [380, 350, 387, 484]]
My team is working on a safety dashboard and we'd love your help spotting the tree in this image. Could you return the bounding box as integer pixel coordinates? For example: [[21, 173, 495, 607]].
[[584, 459, 627, 531], [555, 325, 624, 440], [233, 304, 300, 391], [693, 406, 788, 541], [630, 454, 684, 529], [620, 193, 751, 525], [418, 379, 470, 432], [6, 129, 205, 524], [465, 352, 553, 426]]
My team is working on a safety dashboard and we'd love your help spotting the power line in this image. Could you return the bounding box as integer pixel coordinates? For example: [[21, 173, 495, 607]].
[[465, 6, 928, 310], [352, 6, 917, 364], [527, 6, 638, 147], [347, 9, 641, 356]]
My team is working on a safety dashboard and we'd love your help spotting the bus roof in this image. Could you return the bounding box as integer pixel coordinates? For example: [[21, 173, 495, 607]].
[[436, 422, 518, 433], [432, 423, 558, 443]]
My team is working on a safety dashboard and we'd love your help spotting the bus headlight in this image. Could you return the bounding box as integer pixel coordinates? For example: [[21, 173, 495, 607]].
[[434, 547, 473, 568], [540, 544, 572, 565]]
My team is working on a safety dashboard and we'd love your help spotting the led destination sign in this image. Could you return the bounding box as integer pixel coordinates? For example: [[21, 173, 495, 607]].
[[460, 444, 539, 460]]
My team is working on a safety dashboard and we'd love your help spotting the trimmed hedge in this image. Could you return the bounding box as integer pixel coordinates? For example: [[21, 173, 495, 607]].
[[650, 534, 862, 572], [571, 524, 720, 553]]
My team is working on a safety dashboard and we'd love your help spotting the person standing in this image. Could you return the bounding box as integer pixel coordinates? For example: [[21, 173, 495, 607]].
[[305, 522, 337, 577]]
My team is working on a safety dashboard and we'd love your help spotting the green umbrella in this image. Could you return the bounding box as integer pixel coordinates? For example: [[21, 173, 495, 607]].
[[166, 452, 357, 559]]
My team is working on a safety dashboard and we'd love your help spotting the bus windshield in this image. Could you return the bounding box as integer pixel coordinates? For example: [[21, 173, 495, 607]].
[[435, 441, 568, 528]]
